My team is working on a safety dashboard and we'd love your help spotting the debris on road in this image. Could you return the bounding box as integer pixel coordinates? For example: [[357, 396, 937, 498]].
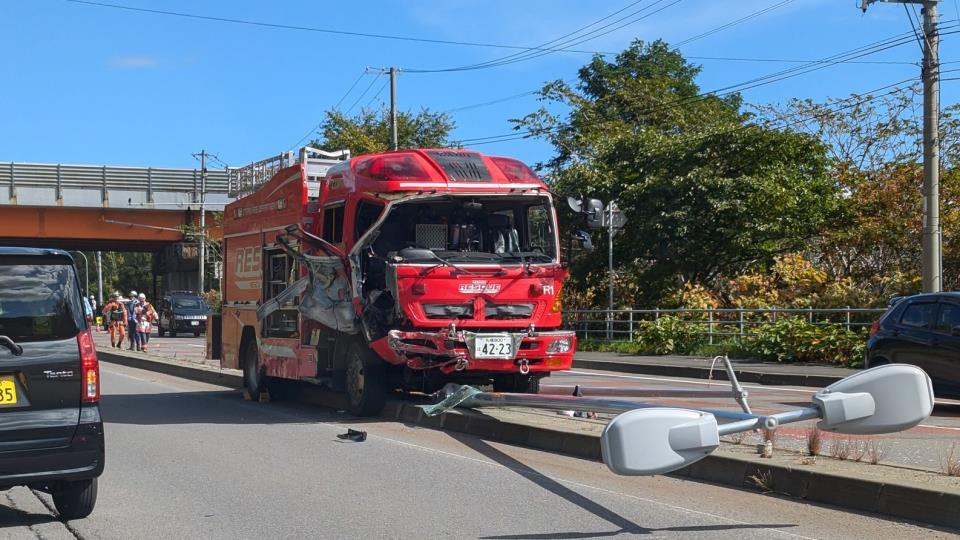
[[337, 429, 367, 442]]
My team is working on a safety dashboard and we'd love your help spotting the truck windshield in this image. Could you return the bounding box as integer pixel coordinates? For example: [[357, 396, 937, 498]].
[[371, 195, 557, 264]]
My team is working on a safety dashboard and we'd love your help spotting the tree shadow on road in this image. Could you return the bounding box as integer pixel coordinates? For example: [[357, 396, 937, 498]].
[[444, 433, 799, 539]]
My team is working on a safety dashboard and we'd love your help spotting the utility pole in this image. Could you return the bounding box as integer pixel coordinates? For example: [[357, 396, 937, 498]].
[[192, 150, 213, 294], [96, 251, 103, 306], [368, 67, 400, 150], [862, 0, 941, 291], [389, 67, 398, 151], [607, 201, 615, 339]]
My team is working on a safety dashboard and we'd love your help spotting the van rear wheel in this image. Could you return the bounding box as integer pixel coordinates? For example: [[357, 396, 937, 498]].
[[344, 342, 386, 416], [52, 478, 97, 520]]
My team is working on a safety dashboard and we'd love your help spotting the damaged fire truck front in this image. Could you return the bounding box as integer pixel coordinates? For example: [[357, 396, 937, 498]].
[[218, 147, 578, 415]]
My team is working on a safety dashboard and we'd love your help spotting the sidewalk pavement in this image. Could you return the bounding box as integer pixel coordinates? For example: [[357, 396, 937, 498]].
[[573, 351, 858, 387]]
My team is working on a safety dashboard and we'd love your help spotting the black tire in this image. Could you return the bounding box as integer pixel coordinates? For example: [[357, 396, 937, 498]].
[[157, 323, 166, 338], [493, 374, 541, 394], [242, 339, 266, 398], [868, 356, 890, 369], [52, 478, 97, 520], [193, 331, 201, 337], [344, 341, 387, 416]]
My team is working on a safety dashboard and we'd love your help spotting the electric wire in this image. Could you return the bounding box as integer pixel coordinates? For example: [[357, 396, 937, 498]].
[[673, 0, 797, 47], [288, 69, 368, 151], [345, 73, 383, 115], [403, 0, 682, 73], [454, 25, 945, 145], [63, 0, 621, 56]]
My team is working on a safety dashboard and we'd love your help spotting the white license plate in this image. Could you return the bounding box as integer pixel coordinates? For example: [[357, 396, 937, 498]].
[[474, 335, 513, 359], [190, 320, 200, 326]]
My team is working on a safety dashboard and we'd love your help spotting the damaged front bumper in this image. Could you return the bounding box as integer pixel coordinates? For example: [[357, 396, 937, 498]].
[[386, 328, 576, 375]]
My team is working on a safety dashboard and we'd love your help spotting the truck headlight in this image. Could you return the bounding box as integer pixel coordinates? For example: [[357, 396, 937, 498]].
[[546, 337, 572, 353]]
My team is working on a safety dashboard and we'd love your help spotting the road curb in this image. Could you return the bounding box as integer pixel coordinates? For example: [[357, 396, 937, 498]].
[[572, 358, 844, 388], [101, 352, 959, 530], [99, 350, 243, 389]]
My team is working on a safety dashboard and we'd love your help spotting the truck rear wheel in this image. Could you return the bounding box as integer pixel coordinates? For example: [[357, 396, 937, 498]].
[[242, 339, 266, 399], [493, 374, 541, 394], [344, 341, 386, 416]]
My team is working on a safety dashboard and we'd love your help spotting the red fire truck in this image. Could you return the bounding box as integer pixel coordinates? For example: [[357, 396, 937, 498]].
[[218, 147, 576, 415]]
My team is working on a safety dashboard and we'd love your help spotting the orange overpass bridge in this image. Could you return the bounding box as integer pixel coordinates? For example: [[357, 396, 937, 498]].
[[0, 160, 232, 252]]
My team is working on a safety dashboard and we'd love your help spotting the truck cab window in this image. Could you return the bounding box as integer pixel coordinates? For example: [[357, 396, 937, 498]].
[[526, 204, 553, 254], [354, 200, 385, 240], [322, 205, 344, 244]]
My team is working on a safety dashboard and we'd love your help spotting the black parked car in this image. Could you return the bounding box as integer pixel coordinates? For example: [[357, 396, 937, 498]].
[[157, 291, 209, 337], [866, 292, 960, 397], [0, 247, 104, 519]]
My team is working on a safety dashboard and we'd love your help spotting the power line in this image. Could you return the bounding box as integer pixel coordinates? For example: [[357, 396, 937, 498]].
[[904, 3, 926, 52], [674, 0, 797, 47], [63, 0, 620, 56], [288, 69, 368, 151], [345, 72, 383, 114], [455, 25, 954, 146], [403, 0, 682, 73], [365, 78, 390, 109]]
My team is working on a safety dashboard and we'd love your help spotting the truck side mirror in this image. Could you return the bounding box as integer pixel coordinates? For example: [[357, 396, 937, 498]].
[[574, 230, 594, 252]]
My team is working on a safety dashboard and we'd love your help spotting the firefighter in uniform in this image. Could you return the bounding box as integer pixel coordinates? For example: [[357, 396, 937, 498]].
[[102, 292, 127, 348]]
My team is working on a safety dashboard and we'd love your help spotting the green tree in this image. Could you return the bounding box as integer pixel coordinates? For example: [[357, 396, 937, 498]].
[[311, 107, 455, 155], [515, 39, 841, 306]]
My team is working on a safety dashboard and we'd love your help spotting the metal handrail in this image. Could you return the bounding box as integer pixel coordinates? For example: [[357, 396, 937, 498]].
[[563, 306, 887, 342]]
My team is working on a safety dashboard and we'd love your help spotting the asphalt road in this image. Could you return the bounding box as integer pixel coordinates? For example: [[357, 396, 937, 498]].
[[91, 331, 960, 471], [0, 362, 954, 539]]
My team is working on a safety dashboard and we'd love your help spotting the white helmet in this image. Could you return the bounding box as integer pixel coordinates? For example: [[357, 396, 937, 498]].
[[129, 290, 137, 297], [138, 293, 146, 300]]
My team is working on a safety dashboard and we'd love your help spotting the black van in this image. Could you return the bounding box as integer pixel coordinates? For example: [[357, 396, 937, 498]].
[[0, 248, 104, 519], [157, 291, 209, 337], [866, 292, 960, 398]]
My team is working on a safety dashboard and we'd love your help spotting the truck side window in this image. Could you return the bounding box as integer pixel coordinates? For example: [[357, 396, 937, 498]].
[[527, 204, 553, 253], [322, 205, 344, 244], [354, 201, 385, 240]]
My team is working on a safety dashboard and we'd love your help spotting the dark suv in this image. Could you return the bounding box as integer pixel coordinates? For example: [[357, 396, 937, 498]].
[[0, 248, 104, 519], [866, 292, 960, 397], [157, 291, 209, 337]]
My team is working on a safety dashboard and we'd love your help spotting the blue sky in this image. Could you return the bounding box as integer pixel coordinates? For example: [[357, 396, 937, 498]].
[[2, 0, 958, 169]]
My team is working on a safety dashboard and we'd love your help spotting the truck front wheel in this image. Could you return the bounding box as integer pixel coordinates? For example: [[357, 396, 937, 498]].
[[345, 341, 387, 416], [493, 374, 541, 394]]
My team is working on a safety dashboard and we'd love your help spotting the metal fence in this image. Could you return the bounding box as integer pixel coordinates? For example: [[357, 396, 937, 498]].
[[563, 307, 888, 343]]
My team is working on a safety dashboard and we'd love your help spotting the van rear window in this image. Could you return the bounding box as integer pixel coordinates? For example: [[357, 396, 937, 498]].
[[0, 256, 84, 341]]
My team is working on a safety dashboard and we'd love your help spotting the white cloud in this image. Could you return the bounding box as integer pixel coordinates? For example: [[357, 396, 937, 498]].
[[109, 55, 160, 69]]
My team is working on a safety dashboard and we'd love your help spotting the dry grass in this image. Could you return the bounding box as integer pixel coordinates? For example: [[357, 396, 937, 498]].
[[941, 443, 960, 477], [829, 436, 852, 461], [851, 438, 867, 462], [866, 439, 887, 465], [799, 455, 818, 466], [763, 428, 779, 445], [748, 469, 775, 493], [805, 426, 822, 456]]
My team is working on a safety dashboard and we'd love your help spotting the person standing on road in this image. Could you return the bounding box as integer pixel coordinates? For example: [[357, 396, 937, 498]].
[[127, 290, 141, 351], [102, 293, 127, 348], [137, 293, 156, 352]]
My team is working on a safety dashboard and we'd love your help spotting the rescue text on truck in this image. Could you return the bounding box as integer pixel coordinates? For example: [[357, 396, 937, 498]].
[[217, 147, 577, 415]]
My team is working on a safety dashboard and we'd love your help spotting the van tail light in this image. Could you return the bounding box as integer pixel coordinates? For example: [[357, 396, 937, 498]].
[[869, 321, 880, 337], [355, 154, 431, 182], [77, 329, 100, 403]]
